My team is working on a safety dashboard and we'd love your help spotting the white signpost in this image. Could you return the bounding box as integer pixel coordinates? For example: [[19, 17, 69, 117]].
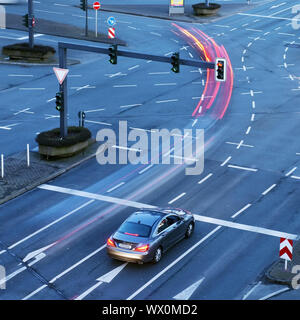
[[93, 1, 101, 37]]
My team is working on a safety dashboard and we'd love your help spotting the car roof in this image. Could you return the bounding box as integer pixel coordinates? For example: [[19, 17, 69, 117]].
[[127, 210, 166, 227]]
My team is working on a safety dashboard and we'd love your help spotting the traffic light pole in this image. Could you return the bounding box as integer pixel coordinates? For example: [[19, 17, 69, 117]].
[[57, 41, 216, 138], [28, 0, 34, 48], [59, 46, 68, 138]]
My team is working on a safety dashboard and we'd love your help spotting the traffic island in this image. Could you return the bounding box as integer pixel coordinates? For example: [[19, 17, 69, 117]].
[[192, 3, 221, 16], [2, 43, 56, 62], [265, 240, 300, 287], [36, 126, 94, 159]]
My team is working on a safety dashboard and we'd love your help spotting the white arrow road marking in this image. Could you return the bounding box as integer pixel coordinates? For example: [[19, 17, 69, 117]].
[[75, 263, 127, 300], [0, 123, 20, 130], [0, 244, 52, 286], [173, 277, 205, 300], [22, 243, 55, 263]]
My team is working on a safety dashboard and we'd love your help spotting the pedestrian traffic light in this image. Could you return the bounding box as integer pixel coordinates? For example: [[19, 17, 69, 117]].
[[109, 45, 118, 64], [171, 53, 180, 73], [22, 14, 29, 28], [80, 0, 87, 11], [215, 58, 227, 82], [55, 91, 63, 112]]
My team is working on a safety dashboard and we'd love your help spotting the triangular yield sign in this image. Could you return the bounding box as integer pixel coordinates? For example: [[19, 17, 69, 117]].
[[53, 67, 69, 85]]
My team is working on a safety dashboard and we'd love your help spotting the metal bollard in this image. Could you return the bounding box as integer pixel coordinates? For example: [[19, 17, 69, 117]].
[[78, 111, 86, 127]]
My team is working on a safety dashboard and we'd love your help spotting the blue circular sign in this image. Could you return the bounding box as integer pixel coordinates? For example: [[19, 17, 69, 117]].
[[107, 16, 116, 27]]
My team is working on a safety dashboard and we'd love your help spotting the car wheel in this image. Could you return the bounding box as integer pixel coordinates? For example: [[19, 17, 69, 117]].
[[185, 222, 194, 239], [153, 247, 162, 263]]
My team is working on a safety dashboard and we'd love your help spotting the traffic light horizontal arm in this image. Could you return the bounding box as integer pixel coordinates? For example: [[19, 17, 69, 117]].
[[58, 42, 215, 70]]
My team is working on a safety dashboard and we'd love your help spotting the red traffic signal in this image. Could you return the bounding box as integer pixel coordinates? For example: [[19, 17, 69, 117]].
[[215, 58, 226, 82]]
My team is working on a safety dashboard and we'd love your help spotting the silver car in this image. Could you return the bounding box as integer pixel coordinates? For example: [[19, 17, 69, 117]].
[[106, 208, 195, 264]]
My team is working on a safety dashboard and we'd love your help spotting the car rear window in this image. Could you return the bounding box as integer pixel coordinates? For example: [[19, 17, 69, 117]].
[[119, 222, 151, 238]]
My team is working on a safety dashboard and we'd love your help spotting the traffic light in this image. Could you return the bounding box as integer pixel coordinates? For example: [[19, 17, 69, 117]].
[[55, 91, 64, 112], [80, 0, 87, 11], [171, 53, 180, 73], [109, 45, 118, 64], [215, 58, 227, 82], [22, 14, 29, 28]]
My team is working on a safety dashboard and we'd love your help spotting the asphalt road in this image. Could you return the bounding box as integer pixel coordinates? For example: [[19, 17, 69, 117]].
[[0, 0, 300, 300]]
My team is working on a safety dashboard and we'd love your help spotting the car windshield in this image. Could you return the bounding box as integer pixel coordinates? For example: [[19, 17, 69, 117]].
[[118, 222, 151, 238]]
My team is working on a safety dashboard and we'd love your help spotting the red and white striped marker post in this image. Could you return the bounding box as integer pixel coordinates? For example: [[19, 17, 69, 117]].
[[108, 27, 115, 39], [280, 238, 293, 270]]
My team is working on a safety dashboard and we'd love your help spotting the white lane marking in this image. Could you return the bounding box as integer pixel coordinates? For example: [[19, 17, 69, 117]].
[[168, 193, 186, 205], [19, 88, 45, 90], [148, 72, 170, 75], [173, 277, 205, 300], [231, 204, 252, 219], [154, 83, 177, 86], [8, 201, 95, 250], [262, 184, 277, 195], [107, 182, 125, 193], [269, 6, 294, 17], [278, 32, 295, 36], [220, 156, 231, 167], [193, 214, 298, 240], [112, 145, 140, 152], [242, 281, 262, 300], [252, 101, 256, 109], [75, 263, 128, 300], [128, 65, 139, 71], [164, 52, 173, 56], [291, 175, 300, 180], [38, 184, 156, 210], [47, 97, 56, 103], [198, 173, 213, 184], [246, 28, 263, 32], [251, 114, 255, 121], [138, 164, 154, 175], [127, 226, 222, 300], [150, 32, 162, 37], [155, 99, 178, 103], [17, 34, 44, 40], [236, 140, 244, 149], [245, 126, 251, 135], [0, 123, 20, 130], [54, 3, 70, 6], [120, 104, 142, 108], [0, 250, 6, 255], [85, 120, 112, 126], [238, 12, 300, 22], [270, 2, 286, 10], [36, 9, 64, 15], [228, 165, 258, 172], [8, 74, 33, 77], [189, 52, 193, 58], [285, 167, 297, 177], [13, 108, 34, 115], [259, 287, 289, 300], [84, 108, 105, 113], [23, 245, 106, 300], [113, 85, 137, 88], [192, 119, 198, 127], [226, 141, 254, 148]]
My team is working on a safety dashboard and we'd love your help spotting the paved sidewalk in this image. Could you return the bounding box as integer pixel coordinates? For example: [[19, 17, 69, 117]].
[[5, 13, 127, 46], [0, 141, 106, 206]]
